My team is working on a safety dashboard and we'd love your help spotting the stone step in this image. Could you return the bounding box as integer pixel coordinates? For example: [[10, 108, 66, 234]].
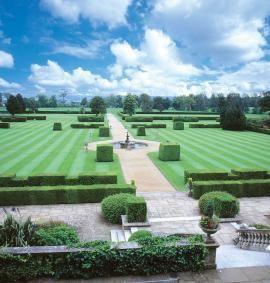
[[111, 229, 132, 243], [124, 229, 132, 241]]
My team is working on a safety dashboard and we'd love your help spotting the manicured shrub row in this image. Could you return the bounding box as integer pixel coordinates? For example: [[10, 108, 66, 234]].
[[199, 191, 239, 218], [25, 110, 93, 114], [189, 123, 221, 128], [0, 173, 117, 187], [196, 116, 219, 120], [0, 122, 10, 128], [24, 116, 46, 120], [99, 126, 110, 137], [152, 116, 174, 120], [53, 122, 62, 131], [173, 116, 199, 122], [71, 123, 104, 128], [128, 230, 152, 241], [126, 196, 147, 222], [246, 125, 270, 135], [184, 169, 269, 183], [131, 123, 166, 128], [0, 117, 27, 122], [173, 121, 184, 130], [136, 111, 218, 115], [192, 179, 270, 199], [0, 236, 206, 282], [118, 112, 128, 120], [137, 126, 146, 136], [96, 144, 113, 162], [77, 115, 104, 122], [125, 116, 153, 122], [0, 184, 136, 205], [159, 142, 180, 161]]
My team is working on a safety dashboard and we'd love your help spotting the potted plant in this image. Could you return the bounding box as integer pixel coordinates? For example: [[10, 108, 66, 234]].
[[199, 200, 220, 243]]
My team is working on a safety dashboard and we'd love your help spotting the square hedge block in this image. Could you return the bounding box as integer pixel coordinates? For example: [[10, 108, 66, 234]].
[[137, 126, 146, 136], [53, 122, 62, 131], [159, 142, 180, 161], [96, 144, 113, 162], [99, 126, 110, 137], [0, 122, 10, 128], [126, 196, 147, 223], [173, 121, 184, 130]]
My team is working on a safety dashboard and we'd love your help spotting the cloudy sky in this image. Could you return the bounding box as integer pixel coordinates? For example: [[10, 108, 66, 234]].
[[0, 0, 270, 97]]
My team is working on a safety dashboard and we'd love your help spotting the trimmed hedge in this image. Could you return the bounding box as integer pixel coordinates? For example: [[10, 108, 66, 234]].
[[24, 116, 46, 120], [189, 123, 220, 128], [0, 184, 136, 205], [131, 123, 166, 128], [159, 142, 180, 161], [53, 122, 62, 131], [125, 116, 153, 122], [0, 117, 26, 122], [137, 126, 146, 136], [77, 116, 104, 122], [99, 126, 110, 137], [96, 144, 113, 162], [247, 125, 270, 135], [128, 230, 152, 241], [231, 168, 268, 179], [173, 116, 199, 122], [71, 123, 104, 128], [0, 122, 10, 128], [0, 173, 117, 187], [193, 179, 270, 199], [152, 116, 173, 120], [199, 191, 239, 218], [126, 196, 147, 223], [173, 121, 184, 130], [136, 111, 218, 115]]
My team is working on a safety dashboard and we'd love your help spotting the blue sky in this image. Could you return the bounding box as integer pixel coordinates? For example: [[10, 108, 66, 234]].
[[0, 0, 270, 97]]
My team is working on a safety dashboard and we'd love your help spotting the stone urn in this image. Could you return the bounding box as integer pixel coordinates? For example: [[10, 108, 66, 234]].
[[199, 224, 220, 243]]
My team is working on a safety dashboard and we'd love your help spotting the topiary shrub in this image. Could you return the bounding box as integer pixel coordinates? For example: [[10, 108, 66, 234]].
[[128, 230, 152, 242], [53, 122, 62, 131], [137, 126, 146, 136], [99, 126, 110, 137], [173, 121, 184, 130], [96, 144, 113, 162], [199, 191, 239, 218], [0, 122, 10, 128], [126, 197, 147, 223], [101, 193, 135, 223], [158, 142, 180, 161]]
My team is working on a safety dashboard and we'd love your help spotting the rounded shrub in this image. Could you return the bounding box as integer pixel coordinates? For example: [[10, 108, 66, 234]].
[[128, 230, 152, 242], [101, 193, 134, 224], [199, 191, 239, 218]]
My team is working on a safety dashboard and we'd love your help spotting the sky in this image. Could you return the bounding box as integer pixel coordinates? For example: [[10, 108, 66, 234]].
[[0, 0, 270, 98]]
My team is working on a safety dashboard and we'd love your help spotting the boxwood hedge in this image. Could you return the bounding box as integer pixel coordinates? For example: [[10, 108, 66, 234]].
[[131, 123, 166, 128], [0, 122, 10, 128], [126, 196, 147, 223], [189, 123, 220, 128], [53, 122, 62, 131], [159, 142, 180, 161], [96, 144, 113, 162], [137, 126, 146, 136], [77, 115, 104, 122], [99, 126, 110, 137], [173, 121, 184, 130], [71, 123, 104, 128]]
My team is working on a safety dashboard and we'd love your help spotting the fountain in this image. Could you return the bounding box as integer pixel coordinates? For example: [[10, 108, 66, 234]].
[[113, 130, 148, 150]]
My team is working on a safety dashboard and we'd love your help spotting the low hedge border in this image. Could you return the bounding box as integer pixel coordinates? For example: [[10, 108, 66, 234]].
[[0, 173, 117, 187], [247, 125, 270, 135], [184, 169, 269, 183], [77, 116, 104, 122], [131, 123, 166, 128], [136, 111, 219, 115], [189, 123, 220, 128], [125, 116, 153, 122], [0, 117, 27, 122], [0, 184, 136, 205], [173, 116, 199, 122], [193, 179, 270, 199], [0, 122, 10, 128], [71, 123, 104, 128]]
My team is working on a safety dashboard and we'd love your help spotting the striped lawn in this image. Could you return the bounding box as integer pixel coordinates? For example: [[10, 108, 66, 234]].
[[0, 114, 124, 183], [122, 119, 270, 191]]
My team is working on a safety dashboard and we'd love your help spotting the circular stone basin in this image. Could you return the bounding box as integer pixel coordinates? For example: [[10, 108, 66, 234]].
[[113, 141, 148, 149]]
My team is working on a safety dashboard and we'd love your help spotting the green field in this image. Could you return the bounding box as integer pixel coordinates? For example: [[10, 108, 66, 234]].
[[0, 114, 124, 183], [121, 118, 270, 190]]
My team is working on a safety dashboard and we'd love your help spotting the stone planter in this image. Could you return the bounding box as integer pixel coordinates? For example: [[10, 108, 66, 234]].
[[200, 224, 220, 243]]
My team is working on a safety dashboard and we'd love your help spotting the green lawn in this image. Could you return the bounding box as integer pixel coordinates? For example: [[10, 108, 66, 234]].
[[0, 114, 125, 183], [122, 118, 270, 191]]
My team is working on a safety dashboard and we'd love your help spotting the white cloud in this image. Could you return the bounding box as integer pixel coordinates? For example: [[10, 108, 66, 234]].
[[0, 30, 11, 45], [0, 77, 21, 89], [0, 50, 14, 68], [150, 0, 270, 66], [40, 0, 132, 27]]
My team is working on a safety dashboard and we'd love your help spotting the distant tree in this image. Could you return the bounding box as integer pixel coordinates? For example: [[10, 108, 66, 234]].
[[153, 96, 165, 112], [59, 90, 68, 104], [16, 93, 26, 113], [6, 95, 21, 116], [221, 93, 246, 131], [80, 97, 88, 106], [184, 95, 195, 111], [25, 97, 38, 112], [48, 95, 57, 108], [37, 95, 48, 107], [258, 91, 270, 112], [217, 94, 226, 128], [90, 96, 106, 115], [193, 94, 208, 111], [210, 94, 219, 112], [0, 93, 2, 106], [115, 95, 123, 108], [163, 97, 171, 110], [139, 93, 153, 112], [172, 96, 184, 110], [123, 94, 137, 115]]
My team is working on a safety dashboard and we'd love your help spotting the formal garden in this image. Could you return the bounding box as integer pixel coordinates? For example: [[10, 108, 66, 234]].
[[0, 93, 269, 282]]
